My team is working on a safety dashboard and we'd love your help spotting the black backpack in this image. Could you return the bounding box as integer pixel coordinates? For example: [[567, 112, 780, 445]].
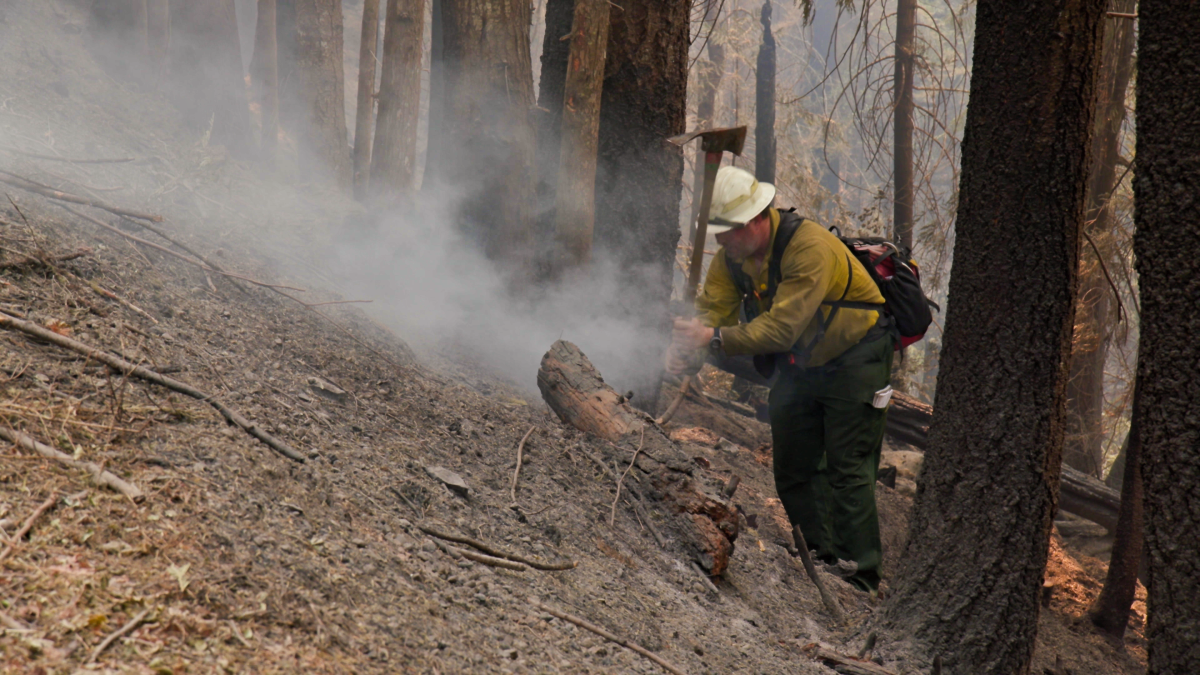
[[726, 210, 938, 371]]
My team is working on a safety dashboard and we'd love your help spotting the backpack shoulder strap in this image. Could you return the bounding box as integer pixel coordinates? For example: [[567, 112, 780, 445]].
[[767, 211, 805, 297]]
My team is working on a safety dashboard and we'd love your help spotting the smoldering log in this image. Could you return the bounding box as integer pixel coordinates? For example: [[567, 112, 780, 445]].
[[538, 340, 740, 574]]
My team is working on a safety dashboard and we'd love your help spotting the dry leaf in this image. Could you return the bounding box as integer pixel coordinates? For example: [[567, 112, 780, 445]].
[[44, 318, 72, 336], [167, 563, 190, 592]]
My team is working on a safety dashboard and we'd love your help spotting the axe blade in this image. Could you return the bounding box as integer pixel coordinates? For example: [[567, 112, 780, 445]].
[[667, 126, 748, 156]]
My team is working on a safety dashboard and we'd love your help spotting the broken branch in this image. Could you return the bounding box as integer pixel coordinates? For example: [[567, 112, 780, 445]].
[[511, 425, 536, 504], [0, 170, 162, 221], [0, 427, 144, 502], [792, 525, 845, 623], [0, 493, 58, 564], [0, 247, 90, 269], [417, 524, 576, 571], [432, 538, 530, 571], [0, 311, 305, 463], [532, 599, 689, 675], [88, 608, 151, 664], [609, 425, 645, 527]]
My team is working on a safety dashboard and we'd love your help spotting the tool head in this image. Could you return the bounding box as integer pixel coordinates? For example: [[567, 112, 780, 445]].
[[667, 126, 748, 156]]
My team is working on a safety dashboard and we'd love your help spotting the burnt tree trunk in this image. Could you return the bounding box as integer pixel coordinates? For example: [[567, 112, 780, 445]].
[[1089, 375, 1143, 640], [538, 340, 739, 574], [1063, 0, 1135, 477], [371, 0, 425, 201], [293, 0, 351, 186], [1135, 5, 1200, 671], [251, 0, 280, 159], [754, 2, 776, 185], [146, 0, 170, 84], [533, 0, 575, 250], [875, 0, 1106, 672], [439, 0, 537, 267], [892, 0, 915, 249], [594, 0, 691, 411], [168, 0, 253, 155], [352, 0, 382, 199], [687, 2, 723, 240], [553, 0, 610, 267], [423, 0, 445, 188]]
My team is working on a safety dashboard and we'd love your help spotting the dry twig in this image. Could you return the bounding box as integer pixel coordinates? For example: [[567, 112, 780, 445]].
[[532, 599, 689, 675], [792, 525, 845, 623], [0, 427, 143, 501], [0, 311, 305, 462], [418, 524, 576, 571], [511, 425, 537, 504], [432, 538, 530, 571], [0, 493, 58, 564], [88, 608, 151, 664], [609, 425, 645, 527], [0, 170, 161, 221]]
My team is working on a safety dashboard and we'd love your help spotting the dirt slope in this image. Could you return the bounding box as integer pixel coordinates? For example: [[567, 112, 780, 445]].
[[0, 3, 1145, 674]]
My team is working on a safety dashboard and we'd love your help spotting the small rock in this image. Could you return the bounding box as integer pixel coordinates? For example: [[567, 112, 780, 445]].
[[307, 377, 348, 402], [716, 438, 743, 454], [426, 466, 470, 497]]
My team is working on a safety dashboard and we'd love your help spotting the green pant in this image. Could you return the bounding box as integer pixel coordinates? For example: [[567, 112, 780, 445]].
[[769, 332, 894, 592]]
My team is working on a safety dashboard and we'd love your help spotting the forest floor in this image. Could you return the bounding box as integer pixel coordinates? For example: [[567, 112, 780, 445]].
[[0, 2, 1147, 674]]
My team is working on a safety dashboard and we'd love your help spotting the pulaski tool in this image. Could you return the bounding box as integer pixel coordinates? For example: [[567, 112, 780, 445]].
[[657, 126, 747, 425]]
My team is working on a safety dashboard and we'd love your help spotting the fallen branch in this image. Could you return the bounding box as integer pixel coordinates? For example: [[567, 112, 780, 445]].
[[417, 524, 577, 571], [0, 311, 305, 463], [691, 561, 720, 595], [511, 426, 536, 504], [610, 425, 645, 527], [792, 525, 845, 623], [655, 376, 691, 426], [432, 538, 529, 571], [2, 148, 136, 164], [0, 169, 162, 222], [0, 493, 58, 564], [802, 643, 897, 675], [88, 608, 151, 664], [532, 599, 689, 675], [0, 427, 144, 502], [0, 247, 90, 269]]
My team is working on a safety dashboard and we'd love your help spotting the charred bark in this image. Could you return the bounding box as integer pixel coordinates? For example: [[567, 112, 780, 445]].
[[688, 2, 723, 240], [251, 0, 280, 158], [1063, 0, 1135, 477], [892, 0, 915, 249], [439, 0, 537, 267], [538, 340, 739, 574], [293, 0, 351, 185], [167, 0, 253, 156], [594, 0, 691, 411], [553, 0, 611, 267], [875, 1, 1106, 673], [533, 0, 575, 252], [371, 0, 426, 201], [754, 1, 775, 185], [1134, 5, 1200, 671], [423, 0, 446, 188], [1089, 376, 1143, 640], [352, 0, 382, 199]]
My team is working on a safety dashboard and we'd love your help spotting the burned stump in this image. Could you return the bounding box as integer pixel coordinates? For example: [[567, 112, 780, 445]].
[[538, 340, 739, 574]]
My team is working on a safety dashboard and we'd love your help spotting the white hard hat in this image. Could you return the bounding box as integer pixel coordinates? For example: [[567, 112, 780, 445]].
[[707, 166, 776, 234]]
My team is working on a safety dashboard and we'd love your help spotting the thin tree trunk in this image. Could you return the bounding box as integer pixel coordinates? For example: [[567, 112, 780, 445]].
[[533, 0, 576, 250], [168, 0, 253, 155], [371, 0, 427, 201], [353, 0, 382, 199], [892, 0, 915, 250], [754, 2, 776, 185], [594, 0, 691, 411], [440, 0, 537, 267], [252, 0, 280, 159], [1089, 376, 1143, 640], [553, 0, 610, 267], [874, 0, 1106, 672], [146, 0, 170, 84], [293, 0, 351, 186], [1135, 5, 1200, 671], [688, 4, 723, 241], [1064, 0, 1135, 477], [423, 0, 445, 188]]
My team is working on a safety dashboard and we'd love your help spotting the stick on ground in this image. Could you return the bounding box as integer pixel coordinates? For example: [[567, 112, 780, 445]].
[[0, 493, 58, 564], [532, 599, 689, 675], [432, 538, 529, 571], [88, 608, 151, 663], [418, 524, 576, 571], [0, 427, 143, 502], [0, 170, 162, 222], [792, 525, 845, 623], [609, 425, 645, 527], [511, 426, 536, 504], [0, 311, 305, 463]]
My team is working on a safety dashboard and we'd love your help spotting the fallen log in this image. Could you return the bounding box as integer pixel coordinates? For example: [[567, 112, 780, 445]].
[[538, 340, 739, 574]]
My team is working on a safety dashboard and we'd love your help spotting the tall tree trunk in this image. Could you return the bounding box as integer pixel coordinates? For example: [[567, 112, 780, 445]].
[[440, 0, 537, 266], [352, 0, 382, 199], [594, 0, 691, 411], [1089, 375, 1143, 640], [167, 0, 253, 155], [1135, 5, 1200, 672], [370, 0, 427, 201], [553, 0, 610, 267], [892, 0, 915, 250], [293, 0, 351, 186], [146, 0, 170, 85], [875, 0, 1106, 672], [423, 0, 446, 188], [688, 5, 723, 240], [252, 0, 280, 159], [754, 1, 775, 185], [1063, 0, 1135, 477], [533, 0, 576, 252]]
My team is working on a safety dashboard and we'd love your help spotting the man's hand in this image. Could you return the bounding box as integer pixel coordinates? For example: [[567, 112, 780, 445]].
[[663, 345, 693, 376], [672, 317, 714, 352]]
